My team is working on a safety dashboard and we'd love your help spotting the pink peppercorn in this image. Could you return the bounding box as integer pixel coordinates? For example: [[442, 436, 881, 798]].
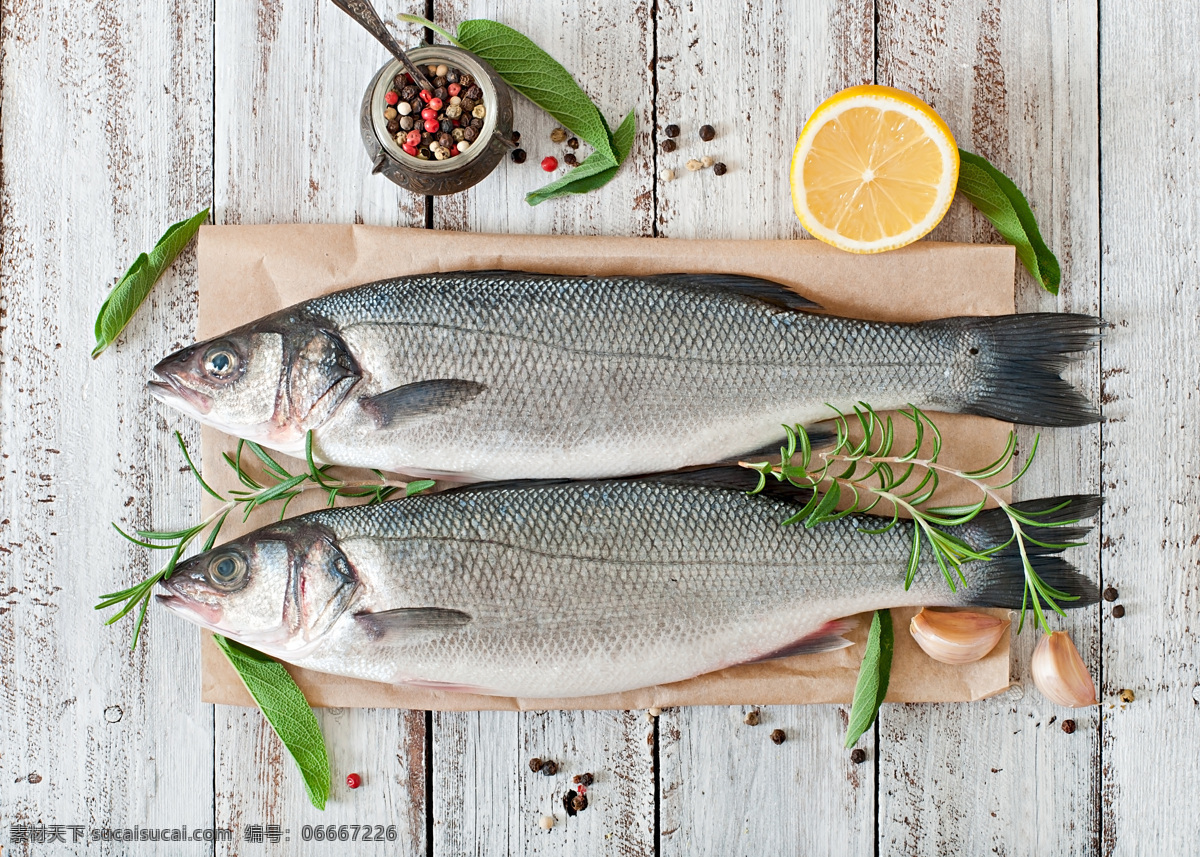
[[384, 90, 399, 106], [419, 89, 432, 103], [424, 118, 439, 133], [541, 156, 558, 171], [428, 97, 444, 111], [421, 107, 437, 121], [405, 129, 421, 146], [401, 143, 417, 156], [346, 773, 362, 789], [448, 83, 461, 97]]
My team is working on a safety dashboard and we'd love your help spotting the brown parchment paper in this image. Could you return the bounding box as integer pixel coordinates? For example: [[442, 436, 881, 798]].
[[195, 225, 1017, 710]]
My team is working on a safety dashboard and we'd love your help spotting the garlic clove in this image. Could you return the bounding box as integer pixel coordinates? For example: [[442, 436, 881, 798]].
[[1031, 631, 1098, 708], [909, 608, 1010, 664]]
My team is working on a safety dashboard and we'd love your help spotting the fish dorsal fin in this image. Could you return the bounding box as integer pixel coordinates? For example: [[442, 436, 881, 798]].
[[639, 465, 815, 504], [359, 379, 486, 429], [354, 607, 472, 641], [739, 618, 858, 664], [647, 273, 822, 312]]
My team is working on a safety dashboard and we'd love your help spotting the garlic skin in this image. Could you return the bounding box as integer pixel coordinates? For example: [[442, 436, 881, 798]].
[[909, 608, 1010, 664], [1031, 631, 1098, 708]]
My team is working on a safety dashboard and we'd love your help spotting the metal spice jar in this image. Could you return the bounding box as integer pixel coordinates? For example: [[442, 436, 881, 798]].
[[361, 45, 513, 195]]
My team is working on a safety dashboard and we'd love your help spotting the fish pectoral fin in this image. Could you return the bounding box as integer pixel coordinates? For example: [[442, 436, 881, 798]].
[[741, 618, 858, 663], [359, 379, 486, 429], [354, 607, 472, 641], [647, 273, 823, 312]]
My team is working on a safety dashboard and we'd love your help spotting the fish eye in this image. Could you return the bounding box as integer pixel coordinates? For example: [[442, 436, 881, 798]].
[[207, 551, 247, 589], [203, 345, 239, 380]]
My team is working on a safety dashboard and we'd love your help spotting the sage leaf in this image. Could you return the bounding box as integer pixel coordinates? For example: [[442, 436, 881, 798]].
[[92, 207, 209, 358], [844, 609, 894, 748], [525, 109, 636, 205], [453, 19, 617, 162], [956, 150, 1061, 295], [214, 635, 330, 810]]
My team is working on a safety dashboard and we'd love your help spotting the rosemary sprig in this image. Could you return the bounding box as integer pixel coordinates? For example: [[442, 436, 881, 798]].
[[741, 403, 1086, 633], [97, 431, 435, 649]]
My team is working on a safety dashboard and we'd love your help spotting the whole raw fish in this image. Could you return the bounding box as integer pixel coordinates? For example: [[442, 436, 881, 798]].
[[157, 471, 1099, 698], [149, 271, 1101, 481]]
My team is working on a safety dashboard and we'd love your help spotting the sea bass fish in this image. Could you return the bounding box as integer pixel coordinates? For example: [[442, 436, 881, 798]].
[[149, 271, 1102, 481], [157, 471, 1099, 698]]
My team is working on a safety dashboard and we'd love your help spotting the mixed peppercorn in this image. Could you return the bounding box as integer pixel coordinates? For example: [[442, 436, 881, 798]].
[[386, 63, 486, 161]]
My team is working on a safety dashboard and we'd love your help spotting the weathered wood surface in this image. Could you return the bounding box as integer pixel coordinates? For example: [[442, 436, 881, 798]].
[[1099, 1, 1200, 853], [3, 0, 1196, 854]]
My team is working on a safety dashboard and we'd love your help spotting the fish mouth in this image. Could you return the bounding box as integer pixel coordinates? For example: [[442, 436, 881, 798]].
[[155, 592, 222, 626], [148, 369, 212, 416]]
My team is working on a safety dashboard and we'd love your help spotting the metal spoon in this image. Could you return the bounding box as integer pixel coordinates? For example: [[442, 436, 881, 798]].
[[330, 0, 435, 92]]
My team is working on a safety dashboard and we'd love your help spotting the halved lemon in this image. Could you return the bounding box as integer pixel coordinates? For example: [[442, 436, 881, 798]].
[[791, 85, 959, 253]]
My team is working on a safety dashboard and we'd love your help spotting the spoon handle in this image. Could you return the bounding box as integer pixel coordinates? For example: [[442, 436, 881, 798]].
[[330, 0, 435, 92]]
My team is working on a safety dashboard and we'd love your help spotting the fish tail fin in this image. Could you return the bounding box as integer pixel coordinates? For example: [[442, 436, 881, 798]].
[[946, 313, 1103, 427], [957, 495, 1102, 609]]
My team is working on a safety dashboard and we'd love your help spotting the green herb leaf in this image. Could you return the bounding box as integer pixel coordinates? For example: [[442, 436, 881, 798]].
[[454, 19, 617, 162], [405, 479, 437, 497], [956, 151, 1060, 294], [844, 609, 894, 748], [525, 109, 636, 205], [214, 635, 330, 810], [92, 208, 209, 358], [395, 13, 462, 48]]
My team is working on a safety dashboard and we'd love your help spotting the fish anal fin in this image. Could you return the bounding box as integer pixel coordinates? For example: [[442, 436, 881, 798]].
[[743, 618, 858, 663], [359, 379, 486, 429], [355, 607, 472, 641], [648, 273, 822, 312]]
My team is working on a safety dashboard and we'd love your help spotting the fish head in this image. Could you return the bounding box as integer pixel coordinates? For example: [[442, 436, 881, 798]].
[[149, 314, 360, 448], [156, 520, 359, 655]]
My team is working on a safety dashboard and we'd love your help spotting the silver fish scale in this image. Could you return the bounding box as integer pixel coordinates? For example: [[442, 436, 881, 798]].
[[297, 481, 970, 696], [303, 274, 965, 479]]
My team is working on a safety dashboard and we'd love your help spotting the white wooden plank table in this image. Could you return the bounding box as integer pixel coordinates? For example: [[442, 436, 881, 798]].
[[1, 0, 1196, 854]]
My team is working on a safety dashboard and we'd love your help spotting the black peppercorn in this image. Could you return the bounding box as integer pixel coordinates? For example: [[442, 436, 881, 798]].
[[466, 84, 483, 100], [713, 162, 728, 176], [572, 772, 594, 786], [401, 85, 417, 101], [665, 124, 680, 138], [445, 69, 459, 84], [511, 148, 527, 163], [433, 76, 447, 88], [434, 86, 449, 101], [399, 115, 414, 132], [440, 119, 453, 135], [528, 757, 543, 772], [699, 124, 715, 141], [460, 98, 476, 113], [662, 139, 677, 153], [386, 120, 400, 134], [743, 709, 761, 726], [421, 131, 434, 145], [410, 99, 423, 114], [437, 132, 454, 150], [1112, 604, 1126, 618], [564, 152, 578, 166], [541, 760, 558, 776], [458, 73, 474, 88], [1102, 587, 1118, 602], [770, 729, 786, 745], [567, 137, 579, 149], [1061, 719, 1077, 734], [463, 126, 478, 142], [571, 793, 588, 812], [470, 117, 483, 129], [850, 748, 867, 764]]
